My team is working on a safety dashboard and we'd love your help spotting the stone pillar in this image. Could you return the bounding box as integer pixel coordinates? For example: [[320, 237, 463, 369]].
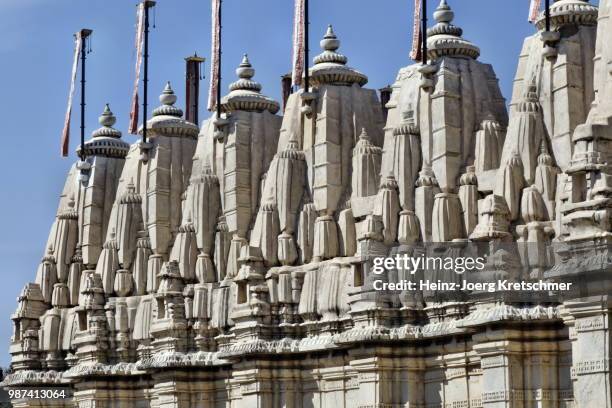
[[563, 297, 612, 408], [474, 336, 525, 408]]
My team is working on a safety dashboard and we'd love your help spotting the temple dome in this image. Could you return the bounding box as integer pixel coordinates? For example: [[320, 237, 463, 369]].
[[309, 25, 368, 87], [146, 82, 199, 138], [78, 104, 130, 158], [426, 0, 480, 60], [535, 0, 598, 30], [221, 55, 280, 114]]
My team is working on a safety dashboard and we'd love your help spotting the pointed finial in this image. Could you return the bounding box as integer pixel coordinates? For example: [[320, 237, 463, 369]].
[[359, 128, 370, 141], [434, 0, 454, 24], [321, 25, 340, 52], [159, 82, 177, 106], [236, 54, 255, 79], [99, 104, 116, 128]]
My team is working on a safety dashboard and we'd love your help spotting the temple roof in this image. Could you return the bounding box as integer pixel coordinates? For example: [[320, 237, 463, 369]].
[[221, 54, 280, 114], [309, 25, 368, 87]]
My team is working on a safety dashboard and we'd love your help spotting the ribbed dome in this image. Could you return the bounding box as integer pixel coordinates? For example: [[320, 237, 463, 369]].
[[535, 0, 598, 30]]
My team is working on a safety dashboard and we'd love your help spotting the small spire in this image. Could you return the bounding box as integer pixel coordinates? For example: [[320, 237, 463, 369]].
[[321, 25, 340, 52], [152, 81, 185, 118], [236, 54, 255, 80], [90, 103, 122, 139], [359, 128, 370, 141], [160, 82, 177, 106], [99, 104, 116, 128], [434, 0, 453, 24]]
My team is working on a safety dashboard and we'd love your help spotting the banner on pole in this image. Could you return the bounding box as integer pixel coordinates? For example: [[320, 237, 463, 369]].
[[291, 0, 305, 88], [129, 3, 146, 135], [61, 32, 83, 157], [409, 0, 422, 62], [207, 0, 221, 112], [529, 0, 542, 23]]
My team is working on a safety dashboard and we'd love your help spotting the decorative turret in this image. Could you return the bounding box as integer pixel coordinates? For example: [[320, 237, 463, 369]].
[[221, 55, 280, 114], [352, 129, 382, 198], [426, 0, 480, 60], [309, 25, 368, 87]]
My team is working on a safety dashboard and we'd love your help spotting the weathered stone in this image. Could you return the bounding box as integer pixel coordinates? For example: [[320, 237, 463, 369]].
[[9, 2, 612, 407]]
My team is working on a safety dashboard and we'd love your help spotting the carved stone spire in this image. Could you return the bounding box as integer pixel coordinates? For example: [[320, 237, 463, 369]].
[[427, 0, 480, 60], [221, 54, 280, 114], [309, 25, 368, 87]]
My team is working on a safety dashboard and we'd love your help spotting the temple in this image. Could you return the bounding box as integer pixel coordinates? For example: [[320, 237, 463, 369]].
[[5, 0, 612, 407]]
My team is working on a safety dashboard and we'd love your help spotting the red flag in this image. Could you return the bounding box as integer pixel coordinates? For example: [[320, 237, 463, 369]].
[[61, 32, 83, 157], [129, 3, 145, 134], [529, 0, 542, 23], [291, 0, 305, 88], [207, 0, 221, 112], [409, 0, 422, 62]]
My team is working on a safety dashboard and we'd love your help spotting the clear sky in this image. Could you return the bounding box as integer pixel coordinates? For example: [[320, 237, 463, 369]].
[[0, 0, 577, 366]]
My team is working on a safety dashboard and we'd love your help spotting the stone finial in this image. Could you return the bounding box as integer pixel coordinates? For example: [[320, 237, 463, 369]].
[[99, 104, 116, 128], [321, 25, 340, 52], [80, 104, 129, 158], [147, 82, 199, 138], [221, 54, 279, 114], [433, 0, 453, 24], [160, 82, 178, 106], [426, 0, 480, 60], [90, 104, 121, 139], [152, 82, 183, 118], [310, 25, 368, 87], [236, 54, 255, 79]]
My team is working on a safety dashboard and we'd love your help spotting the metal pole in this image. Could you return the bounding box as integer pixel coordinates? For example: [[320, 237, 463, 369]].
[[421, 0, 427, 65], [79, 29, 92, 160], [544, 0, 551, 32], [216, 0, 223, 118], [304, 0, 309, 91], [143, 1, 156, 145]]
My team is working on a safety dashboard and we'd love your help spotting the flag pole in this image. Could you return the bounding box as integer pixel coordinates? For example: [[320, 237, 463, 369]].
[[544, 0, 550, 32], [421, 0, 427, 65], [304, 0, 309, 92], [79, 29, 92, 161], [216, 0, 223, 119], [142, 0, 156, 149]]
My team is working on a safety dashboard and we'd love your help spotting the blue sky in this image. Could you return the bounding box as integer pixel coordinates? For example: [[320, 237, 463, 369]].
[[0, 0, 561, 366]]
